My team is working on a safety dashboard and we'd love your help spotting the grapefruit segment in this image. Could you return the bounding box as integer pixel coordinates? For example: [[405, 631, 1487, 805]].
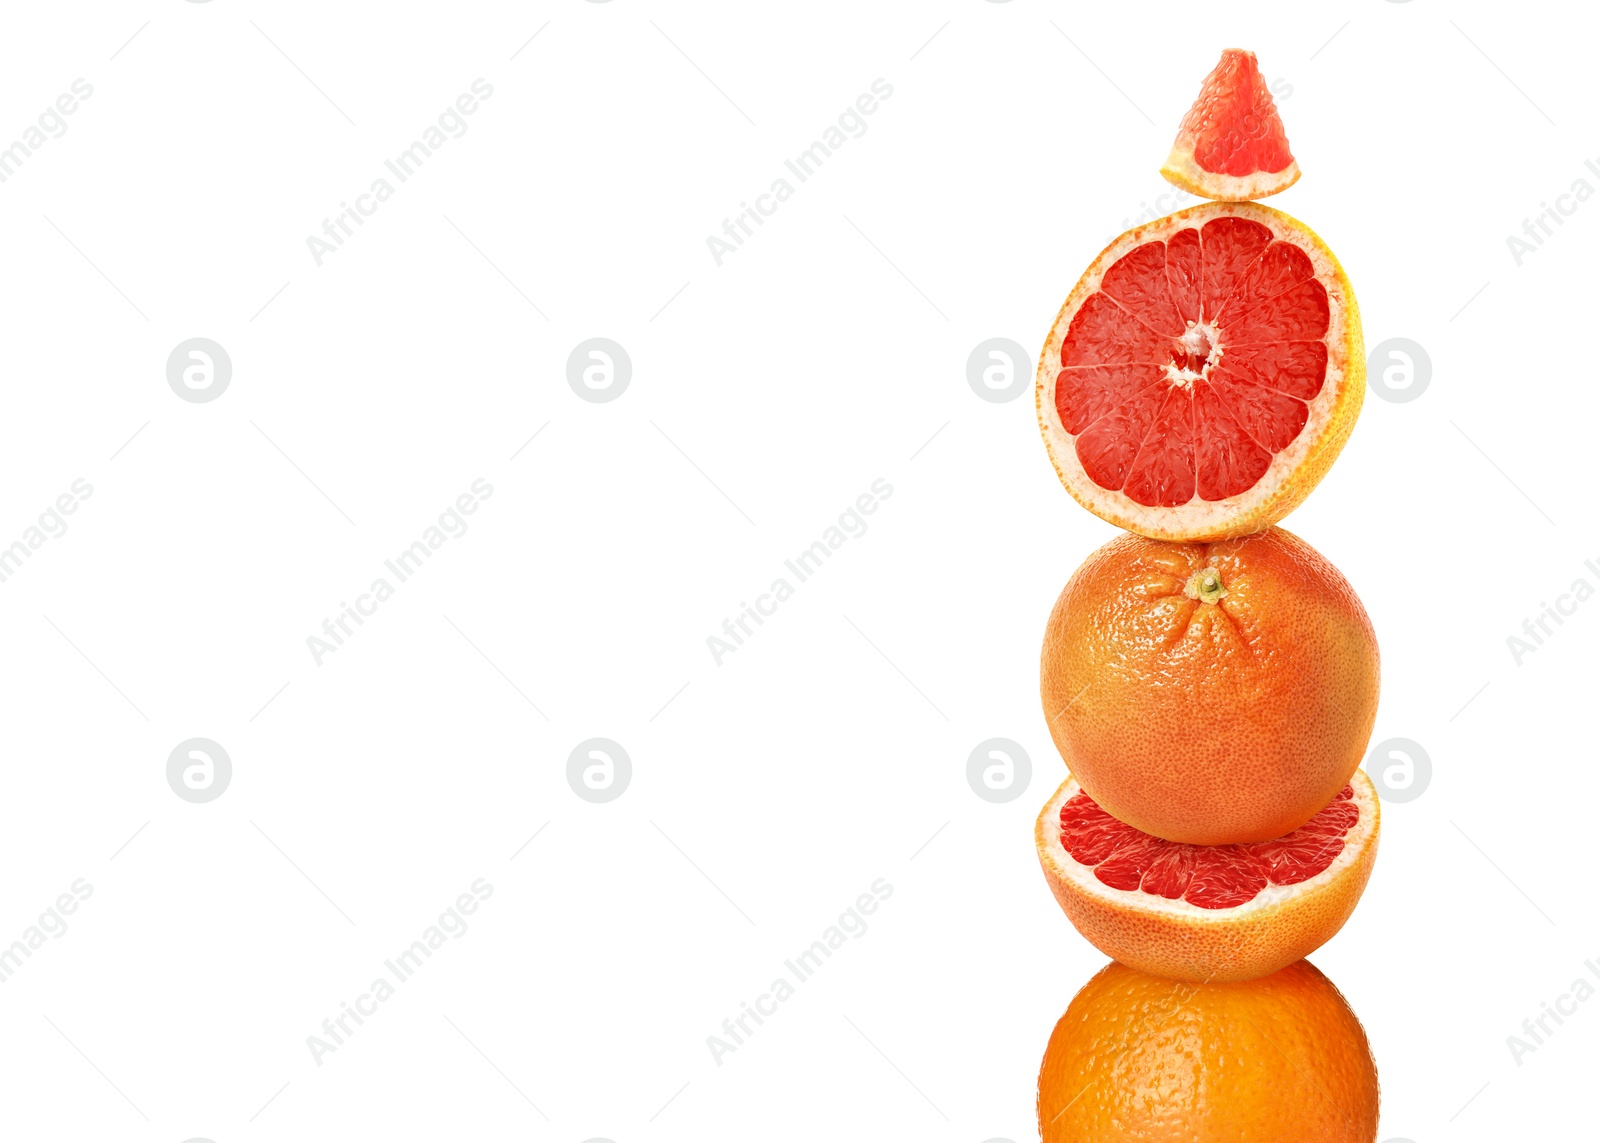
[[1123, 389, 1196, 508], [1192, 379, 1271, 500], [1073, 382, 1167, 491], [1055, 364, 1164, 434], [1161, 48, 1300, 201], [1200, 217, 1274, 314], [1229, 277, 1331, 343], [1059, 290, 1170, 366], [1164, 226, 1202, 320], [1223, 340, 1328, 400], [1099, 242, 1185, 334], [1037, 201, 1362, 541], [1218, 240, 1316, 317], [1206, 370, 1307, 452], [1035, 769, 1380, 983]]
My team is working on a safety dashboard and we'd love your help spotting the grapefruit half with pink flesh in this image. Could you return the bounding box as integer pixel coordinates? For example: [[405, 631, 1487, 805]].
[[1162, 48, 1299, 201], [1036, 769, 1379, 983], [1036, 200, 1362, 541]]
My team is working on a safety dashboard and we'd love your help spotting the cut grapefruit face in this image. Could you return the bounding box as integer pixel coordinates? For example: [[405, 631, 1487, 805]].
[[1161, 48, 1299, 201], [1036, 201, 1362, 542], [1035, 768, 1379, 983]]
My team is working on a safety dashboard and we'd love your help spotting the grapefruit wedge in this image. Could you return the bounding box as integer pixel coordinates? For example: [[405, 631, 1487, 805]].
[[1035, 769, 1379, 983], [1036, 200, 1362, 541], [1161, 48, 1299, 201]]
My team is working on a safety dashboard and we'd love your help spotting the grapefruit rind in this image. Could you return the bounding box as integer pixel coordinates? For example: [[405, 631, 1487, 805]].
[[1160, 143, 1300, 201], [1035, 768, 1380, 983], [1035, 201, 1363, 542]]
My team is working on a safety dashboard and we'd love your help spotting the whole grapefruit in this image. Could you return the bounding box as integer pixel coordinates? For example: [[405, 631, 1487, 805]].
[[1040, 525, 1378, 845], [1038, 959, 1379, 1142]]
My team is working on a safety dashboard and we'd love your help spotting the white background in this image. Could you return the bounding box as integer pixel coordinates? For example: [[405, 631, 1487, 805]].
[[0, 1, 1594, 1140]]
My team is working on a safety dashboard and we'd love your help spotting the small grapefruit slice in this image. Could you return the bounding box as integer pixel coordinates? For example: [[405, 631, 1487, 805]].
[[1036, 200, 1362, 541], [1035, 769, 1379, 982], [1161, 49, 1299, 201]]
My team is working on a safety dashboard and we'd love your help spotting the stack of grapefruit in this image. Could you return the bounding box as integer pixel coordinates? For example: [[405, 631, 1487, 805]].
[[1030, 51, 1382, 1141]]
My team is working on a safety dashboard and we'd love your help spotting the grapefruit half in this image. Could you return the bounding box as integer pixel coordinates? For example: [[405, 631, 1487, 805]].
[[1035, 769, 1379, 983], [1036, 200, 1362, 541], [1161, 48, 1300, 201]]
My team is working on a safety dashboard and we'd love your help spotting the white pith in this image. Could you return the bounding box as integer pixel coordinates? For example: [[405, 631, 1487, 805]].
[[1165, 320, 1220, 389], [1035, 201, 1355, 539], [1038, 770, 1378, 922]]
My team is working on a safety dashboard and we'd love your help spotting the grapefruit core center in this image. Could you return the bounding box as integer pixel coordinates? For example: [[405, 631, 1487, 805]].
[[1059, 782, 1360, 910], [1168, 320, 1221, 388]]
